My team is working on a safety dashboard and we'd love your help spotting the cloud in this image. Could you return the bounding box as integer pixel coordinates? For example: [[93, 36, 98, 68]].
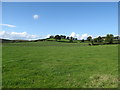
[[33, 14, 39, 20], [69, 32, 91, 40], [0, 30, 94, 40], [45, 34, 51, 38], [0, 24, 16, 28], [80, 34, 89, 40], [69, 32, 76, 38], [0, 30, 40, 40], [0, 30, 53, 40]]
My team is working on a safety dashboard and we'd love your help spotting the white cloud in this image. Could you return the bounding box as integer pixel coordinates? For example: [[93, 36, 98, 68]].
[[0, 24, 16, 28], [0, 30, 97, 40], [33, 14, 39, 20], [69, 32, 91, 40], [0, 30, 54, 40], [69, 32, 76, 38], [45, 34, 51, 38], [76, 34, 81, 40], [80, 34, 89, 40], [0, 30, 41, 40]]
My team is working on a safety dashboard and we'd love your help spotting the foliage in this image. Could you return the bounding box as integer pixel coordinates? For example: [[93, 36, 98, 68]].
[[81, 39, 84, 42], [87, 36, 92, 42], [69, 39, 73, 42], [54, 35, 61, 41], [49, 35, 54, 38], [105, 34, 114, 44]]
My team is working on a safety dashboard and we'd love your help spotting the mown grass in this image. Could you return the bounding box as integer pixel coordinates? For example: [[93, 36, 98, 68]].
[[2, 41, 118, 88]]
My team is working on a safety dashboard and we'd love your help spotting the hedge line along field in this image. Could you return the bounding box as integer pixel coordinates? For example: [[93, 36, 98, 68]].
[[2, 41, 118, 88]]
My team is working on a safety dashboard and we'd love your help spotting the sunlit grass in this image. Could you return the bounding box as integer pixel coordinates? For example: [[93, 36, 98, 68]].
[[2, 42, 118, 88]]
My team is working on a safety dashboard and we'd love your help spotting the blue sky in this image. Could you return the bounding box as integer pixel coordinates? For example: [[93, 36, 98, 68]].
[[1, 2, 118, 40]]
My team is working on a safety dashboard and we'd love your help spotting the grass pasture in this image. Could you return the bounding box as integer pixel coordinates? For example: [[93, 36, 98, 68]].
[[2, 41, 118, 88]]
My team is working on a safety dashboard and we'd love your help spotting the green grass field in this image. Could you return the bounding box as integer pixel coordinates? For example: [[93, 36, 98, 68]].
[[2, 41, 118, 88]]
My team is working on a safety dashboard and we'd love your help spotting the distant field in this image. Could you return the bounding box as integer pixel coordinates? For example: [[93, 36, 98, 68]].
[[2, 41, 118, 88]]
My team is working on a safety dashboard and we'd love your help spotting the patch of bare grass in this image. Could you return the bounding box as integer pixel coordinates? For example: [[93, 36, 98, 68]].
[[84, 74, 118, 88]]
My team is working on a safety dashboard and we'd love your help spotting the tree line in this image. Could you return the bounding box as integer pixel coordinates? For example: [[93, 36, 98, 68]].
[[49, 34, 120, 44], [49, 35, 77, 42], [86, 34, 119, 45]]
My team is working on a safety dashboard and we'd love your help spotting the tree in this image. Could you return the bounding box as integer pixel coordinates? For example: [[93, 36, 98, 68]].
[[87, 36, 93, 45], [81, 39, 84, 42], [60, 35, 66, 39], [69, 39, 73, 42], [63, 36, 66, 39], [105, 34, 114, 44], [87, 36, 92, 42], [49, 35, 54, 38], [91, 40, 94, 45], [54, 35, 61, 41], [60, 35, 64, 39], [93, 38, 98, 42], [69, 37, 73, 42], [97, 36, 103, 44], [114, 36, 119, 40], [74, 38, 77, 40], [66, 37, 69, 40], [70, 37, 73, 40], [62, 35, 66, 39]]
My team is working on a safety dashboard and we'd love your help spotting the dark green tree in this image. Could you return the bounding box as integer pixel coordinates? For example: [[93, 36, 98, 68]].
[[81, 39, 84, 42], [66, 37, 69, 40], [69, 39, 73, 42], [93, 38, 98, 42], [74, 38, 77, 40], [60, 35, 66, 39], [105, 34, 114, 44], [70, 37, 73, 40], [97, 36, 103, 44], [54, 35, 61, 41], [87, 36, 92, 42], [69, 37, 73, 42], [49, 35, 54, 38]]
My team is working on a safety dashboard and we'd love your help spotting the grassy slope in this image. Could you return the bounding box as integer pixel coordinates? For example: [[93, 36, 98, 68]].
[[2, 42, 118, 88]]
